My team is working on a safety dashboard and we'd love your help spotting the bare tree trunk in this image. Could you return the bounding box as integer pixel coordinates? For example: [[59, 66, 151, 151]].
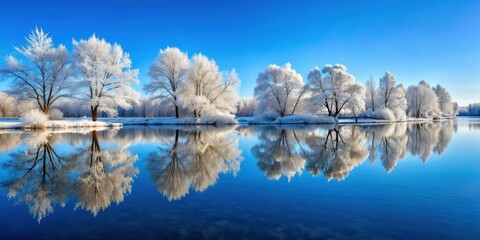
[[91, 106, 98, 121], [175, 105, 180, 118]]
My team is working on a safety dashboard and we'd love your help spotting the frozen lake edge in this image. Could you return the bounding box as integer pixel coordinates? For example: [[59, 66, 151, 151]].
[[0, 116, 457, 130]]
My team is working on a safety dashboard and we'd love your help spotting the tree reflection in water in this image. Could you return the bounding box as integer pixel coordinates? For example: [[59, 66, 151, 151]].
[[252, 125, 369, 181], [72, 130, 139, 216], [252, 121, 456, 181], [1, 129, 138, 221], [0, 120, 457, 221], [1, 131, 72, 222], [363, 123, 408, 172], [147, 126, 243, 201]]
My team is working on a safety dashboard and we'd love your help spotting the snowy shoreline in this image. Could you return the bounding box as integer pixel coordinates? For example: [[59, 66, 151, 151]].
[[0, 120, 122, 130], [0, 115, 456, 130], [238, 115, 455, 125]]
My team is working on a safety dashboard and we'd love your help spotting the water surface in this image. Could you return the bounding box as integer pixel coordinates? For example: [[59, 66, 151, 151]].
[[0, 119, 479, 239]]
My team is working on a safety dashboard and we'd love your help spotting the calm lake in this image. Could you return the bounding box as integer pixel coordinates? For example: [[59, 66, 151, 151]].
[[0, 118, 479, 239]]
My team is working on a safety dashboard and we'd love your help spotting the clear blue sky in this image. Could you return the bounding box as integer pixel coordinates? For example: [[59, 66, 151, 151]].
[[1, 0, 478, 105]]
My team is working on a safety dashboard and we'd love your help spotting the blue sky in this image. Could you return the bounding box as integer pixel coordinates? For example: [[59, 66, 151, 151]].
[[1, 0, 479, 105]]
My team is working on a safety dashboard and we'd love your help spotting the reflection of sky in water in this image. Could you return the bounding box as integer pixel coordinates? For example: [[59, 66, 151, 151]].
[[0, 120, 479, 239]]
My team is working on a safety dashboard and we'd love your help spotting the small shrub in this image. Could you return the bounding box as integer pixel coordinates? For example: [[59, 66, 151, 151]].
[[21, 109, 49, 129]]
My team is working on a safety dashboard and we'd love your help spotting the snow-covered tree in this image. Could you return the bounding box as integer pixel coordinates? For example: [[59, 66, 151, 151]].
[[377, 72, 407, 120], [144, 47, 190, 118], [0, 92, 15, 117], [406, 81, 440, 118], [254, 63, 306, 118], [378, 72, 397, 108], [365, 75, 377, 112], [73, 35, 140, 121], [236, 97, 257, 116], [453, 102, 459, 116], [306, 64, 364, 121], [0, 28, 74, 113], [347, 84, 365, 122], [433, 84, 454, 116], [181, 54, 240, 117]]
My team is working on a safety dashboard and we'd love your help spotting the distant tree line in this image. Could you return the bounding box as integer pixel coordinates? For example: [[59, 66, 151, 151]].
[[253, 63, 458, 122], [458, 103, 480, 116]]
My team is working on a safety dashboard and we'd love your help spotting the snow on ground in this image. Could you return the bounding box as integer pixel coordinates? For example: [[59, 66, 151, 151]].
[[0, 126, 115, 134], [0, 115, 456, 130], [101, 116, 238, 125], [243, 114, 336, 125], [0, 119, 122, 129], [238, 115, 455, 125], [338, 117, 434, 124]]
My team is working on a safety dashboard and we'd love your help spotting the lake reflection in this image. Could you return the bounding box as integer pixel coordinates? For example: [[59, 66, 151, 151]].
[[1, 129, 138, 221], [1, 120, 479, 239], [251, 121, 456, 181], [147, 127, 242, 200]]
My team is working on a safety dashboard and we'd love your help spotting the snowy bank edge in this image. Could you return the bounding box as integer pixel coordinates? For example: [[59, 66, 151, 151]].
[[0, 120, 122, 130], [102, 116, 239, 126], [239, 115, 456, 125]]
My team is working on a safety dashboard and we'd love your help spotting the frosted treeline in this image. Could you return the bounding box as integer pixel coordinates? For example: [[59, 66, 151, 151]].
[[0, 28, 459, 121], [254, 63, 457, 122]]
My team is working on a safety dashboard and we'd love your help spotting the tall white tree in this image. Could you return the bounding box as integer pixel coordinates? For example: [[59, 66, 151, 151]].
[[378, 72, 396, 108], [306, 64, 364, 120], [365, 75, 377, 112], [0, 28, 74, 113], [144, 47, 189, 118], [73, 35, 140, 121], [181, 54, 240, 117], [377, 72, 407, 120], [236, 97, 257, 116], [433, 84, 454, 116], [347, 84, 366, 122], [254, 63, 306, 118], [406, 81, 440, 118]]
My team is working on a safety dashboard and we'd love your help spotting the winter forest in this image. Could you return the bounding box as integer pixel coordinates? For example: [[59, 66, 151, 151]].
[[0, 28, 467, 127]]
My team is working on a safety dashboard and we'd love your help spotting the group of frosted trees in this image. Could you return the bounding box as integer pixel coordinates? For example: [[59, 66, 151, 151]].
[[144, 47, 239, 118], [0, 28, 239, 121], [0, 28, 140, 121], [1, 28, 458, 122], [254, 63, 457, 122]]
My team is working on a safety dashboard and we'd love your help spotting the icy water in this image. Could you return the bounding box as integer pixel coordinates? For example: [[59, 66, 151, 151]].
[[0, 119, 479, 240]]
